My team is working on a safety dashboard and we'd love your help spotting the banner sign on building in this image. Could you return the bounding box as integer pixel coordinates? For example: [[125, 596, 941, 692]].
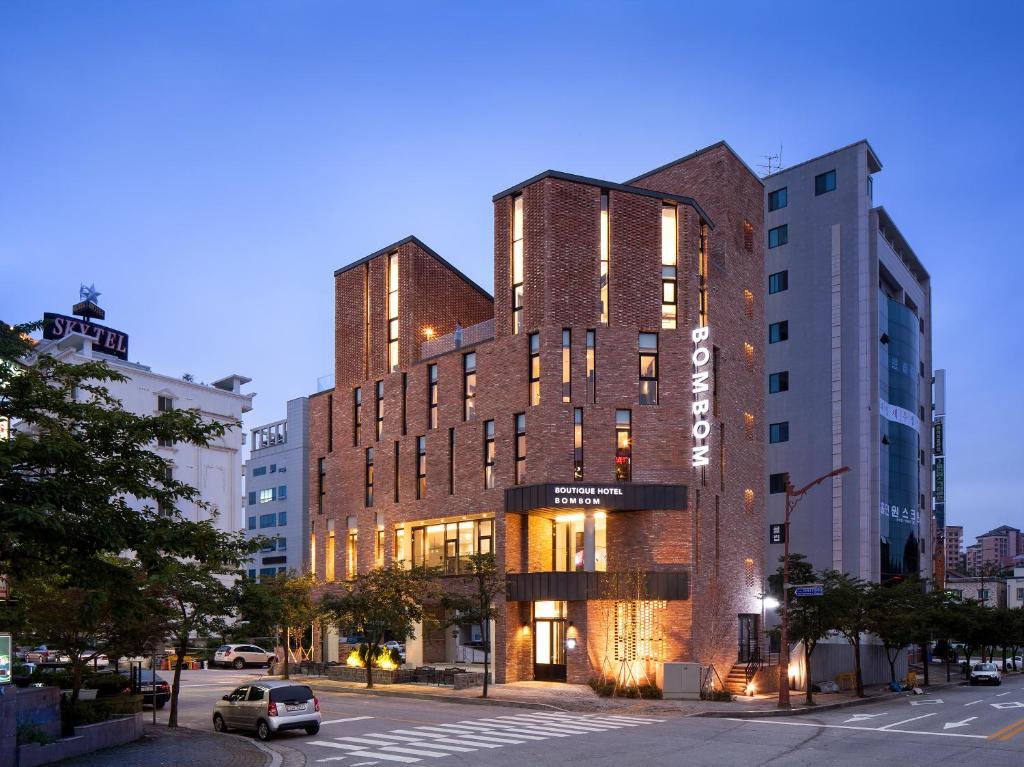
[[769, 524, 786, 545], [879, 398, 921, 431], [43, 312, 129, 360], [933, 421, 944, 456], [505, 482, 686, 513], [691, 325, 712, 468], [934, 457, 945, 504]]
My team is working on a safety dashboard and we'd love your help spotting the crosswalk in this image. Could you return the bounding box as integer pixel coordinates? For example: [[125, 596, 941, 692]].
[[307, 711, 665, 763]]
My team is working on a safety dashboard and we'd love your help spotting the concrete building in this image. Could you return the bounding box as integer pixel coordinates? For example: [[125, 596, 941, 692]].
[[243, 397, 310, 580], [1006, 566, 1024, 610], [962, 525, 1023, 574], [945, 574, 1007, 608], [763, 141, 933, 585], [308, 142, 767, 687], [945, 524, 964, 574]]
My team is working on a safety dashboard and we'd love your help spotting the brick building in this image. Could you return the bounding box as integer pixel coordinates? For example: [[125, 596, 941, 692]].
[[307, 142, 765, 687]]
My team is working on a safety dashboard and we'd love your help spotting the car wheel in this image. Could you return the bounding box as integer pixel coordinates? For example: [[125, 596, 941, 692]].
[[305, 723, 320, 735], [213, 714, 228, 733], [233, 658, 245, 670], [996, 679, 1002, 685], [256, 720, 271, 741]]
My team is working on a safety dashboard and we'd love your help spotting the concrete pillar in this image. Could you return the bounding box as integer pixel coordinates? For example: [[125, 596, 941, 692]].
[[584, 511, 597, 571], [406, 620, 424, 667], [323, 627, 339, 664]]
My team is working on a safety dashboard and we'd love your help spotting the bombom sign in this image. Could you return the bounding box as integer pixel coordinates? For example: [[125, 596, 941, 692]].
[[691, 325, 712, 467], [552, 485, 624, 506]]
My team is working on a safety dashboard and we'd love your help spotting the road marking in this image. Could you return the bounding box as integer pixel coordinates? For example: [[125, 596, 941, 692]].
[[844, 713, 888, 723], [909, 699, 943, 706], [964, 700, 985, 706], [306, 742, 419, 763], [323, 716, 375, 724], [991, 701, 1024, 709], [943, 717, 977, 730], [988, 718, 1024, 741], [314, 758, 349, 763], [879, 713, 937, 730], [725, 718, 987, 740], [995, 691, 1012, 697], [379, 745, 454, 758]]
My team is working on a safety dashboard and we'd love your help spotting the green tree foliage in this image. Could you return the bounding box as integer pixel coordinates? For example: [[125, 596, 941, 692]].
[[236, 572, 321, 678], [823, 570, 871, 697], [866, 578, 929, 685], [441, 552, 505, 698]]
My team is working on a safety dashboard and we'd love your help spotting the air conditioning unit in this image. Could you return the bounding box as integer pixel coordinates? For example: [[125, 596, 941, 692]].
[[278, 466, 287, 473]]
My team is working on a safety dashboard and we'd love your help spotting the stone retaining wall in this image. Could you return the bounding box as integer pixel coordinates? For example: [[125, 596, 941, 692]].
[[18, 713, 144, 767], [326, 666, 417, 684]]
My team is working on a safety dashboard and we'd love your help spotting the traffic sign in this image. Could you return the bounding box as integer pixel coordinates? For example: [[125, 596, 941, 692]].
[[794, 585, 824, 597]]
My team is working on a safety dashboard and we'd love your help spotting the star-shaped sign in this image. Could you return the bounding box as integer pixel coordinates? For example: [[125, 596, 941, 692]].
[[79, 283, 101, 304]]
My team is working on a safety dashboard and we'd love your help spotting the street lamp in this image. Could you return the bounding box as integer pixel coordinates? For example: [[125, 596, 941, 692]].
[[777, 465, 850, 709]]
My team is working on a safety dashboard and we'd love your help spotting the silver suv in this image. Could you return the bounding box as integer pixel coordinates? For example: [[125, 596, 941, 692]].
[[214, 644, 276, 669], [213, 681, 320, 740]]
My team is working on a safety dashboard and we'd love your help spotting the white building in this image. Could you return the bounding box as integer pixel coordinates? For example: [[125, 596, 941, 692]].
[[36, 311, 252, 532]]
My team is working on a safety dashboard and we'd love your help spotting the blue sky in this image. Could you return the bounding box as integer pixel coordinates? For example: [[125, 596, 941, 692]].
[[2, 1, 1021, 541]]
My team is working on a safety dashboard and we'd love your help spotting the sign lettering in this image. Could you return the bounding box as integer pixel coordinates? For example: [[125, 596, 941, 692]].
[[691, 325, 712, 467], [43, 313, 129, 361]]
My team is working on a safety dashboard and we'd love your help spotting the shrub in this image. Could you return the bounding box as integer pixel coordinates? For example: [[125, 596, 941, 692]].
[[588, 678, 615, 697], [17, 723, 53, 746], [586, 678, 661, 699], [701, 688, 733, 702]]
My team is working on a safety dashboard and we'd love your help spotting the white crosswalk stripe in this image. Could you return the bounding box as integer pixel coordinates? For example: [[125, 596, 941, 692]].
[[306, 711, 665, 763]]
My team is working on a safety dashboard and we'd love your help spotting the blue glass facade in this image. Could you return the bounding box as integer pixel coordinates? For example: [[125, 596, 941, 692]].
[[878, 296, 921, 580]]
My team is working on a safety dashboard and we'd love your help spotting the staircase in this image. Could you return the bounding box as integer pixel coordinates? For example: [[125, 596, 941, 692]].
[[725, 664, 751, 695]]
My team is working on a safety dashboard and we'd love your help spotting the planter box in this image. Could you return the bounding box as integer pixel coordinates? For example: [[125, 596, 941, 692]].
[[326, 666, 416, 684], [60, 689, 98, 701], [18, 713, 143, 767]]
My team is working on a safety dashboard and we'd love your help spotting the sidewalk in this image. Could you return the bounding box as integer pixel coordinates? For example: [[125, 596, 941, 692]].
[[53, 724, 271, 767]]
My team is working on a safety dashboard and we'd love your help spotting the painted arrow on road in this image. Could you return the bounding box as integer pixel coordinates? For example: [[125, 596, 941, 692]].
[[943, 717, 978, 730], [843, 713, 889, 723]]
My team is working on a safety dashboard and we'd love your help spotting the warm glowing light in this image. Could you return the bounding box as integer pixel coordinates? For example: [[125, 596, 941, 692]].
[[788, 664, 799, 678], [762, 596, 780, 610], [345, 650, 362, 668], [346, 647, 398, 670], [423, 327, 435, 339], [553, 511, 606, 523], [745, 683, 757, 696]]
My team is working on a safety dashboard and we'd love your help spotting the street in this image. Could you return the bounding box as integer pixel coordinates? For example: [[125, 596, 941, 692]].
[[157, 669, 1024, 766]]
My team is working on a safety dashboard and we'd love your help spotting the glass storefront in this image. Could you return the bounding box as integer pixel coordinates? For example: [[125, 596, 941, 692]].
[[878, 295, 921, 580], [551, 513, 607, 571], [408, 518, 493, 574]]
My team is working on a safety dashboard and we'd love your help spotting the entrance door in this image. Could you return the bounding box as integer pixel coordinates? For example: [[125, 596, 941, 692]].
[[738, 614, 759, 663], [534, 619, 566, 681]]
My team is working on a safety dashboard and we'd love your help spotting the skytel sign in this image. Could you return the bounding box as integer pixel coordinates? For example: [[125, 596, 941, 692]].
[[43, 313, 129, 361], [691, 325, 712, 467]]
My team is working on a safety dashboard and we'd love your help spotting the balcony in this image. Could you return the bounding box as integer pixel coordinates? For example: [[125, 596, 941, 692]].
[[506, 570, 689, 602], [421, 319, 495, 359]]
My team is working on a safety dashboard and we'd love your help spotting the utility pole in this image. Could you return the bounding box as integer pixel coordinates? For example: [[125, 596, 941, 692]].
[[778, 466, 850, 708]]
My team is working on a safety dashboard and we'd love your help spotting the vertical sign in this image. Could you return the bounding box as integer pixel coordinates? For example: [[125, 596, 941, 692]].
[[691, 325, 712, 467], [0, 634, 11, 685]]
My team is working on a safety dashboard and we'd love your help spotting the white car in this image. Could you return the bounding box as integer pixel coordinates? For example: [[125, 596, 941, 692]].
[[214, 644, 277, 669], [970, 662, 1002, 685], [81, 651, 109, 668]]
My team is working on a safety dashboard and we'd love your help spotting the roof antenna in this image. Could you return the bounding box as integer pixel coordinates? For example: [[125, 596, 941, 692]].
[[758, 143, 783, 177]]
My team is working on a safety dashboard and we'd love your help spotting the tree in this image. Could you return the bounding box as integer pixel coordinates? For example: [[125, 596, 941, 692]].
[[867, 578, 929, 686], [824, 570, 871, 697], [441, 553, 504, 698], [270, 573, 321, 679], [321, 565, 434, 689]]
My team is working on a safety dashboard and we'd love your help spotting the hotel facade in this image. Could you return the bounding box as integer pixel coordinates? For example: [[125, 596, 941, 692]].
[[308, 142, 766, 686]]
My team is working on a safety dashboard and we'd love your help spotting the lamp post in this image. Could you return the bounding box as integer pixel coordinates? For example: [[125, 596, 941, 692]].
[[777, 465, 850, 709]]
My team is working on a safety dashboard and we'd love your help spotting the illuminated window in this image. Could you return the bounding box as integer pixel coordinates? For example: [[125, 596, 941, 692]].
[[463, 352, 477, 420], [744, 342, 755, 372], [326, 520, 335, 582], [394, 527, 405, 565], [374, 380, 384, 439], [769, 321, 788, 344], [743, 221, 753, 253], [586, 329, 596, 403], [514, 413, 526, 485], [561, 329, 571, 403], [317, 457, 325, 515], [347, 530, 358, 580], [528, 332, 540, 406], [416, 435, 426, 499], [552, 512, 607, 572], [353, 387, 361, 446], [815, 169, 836, 196], [599, 191, 610, 323], [638, 332, 658, 405], [615, 409, 631, 482], [365, 447, 374, 507], [660, 204, 678, 329], [745, 558, 755, 588], [768, 225, 788, 249], [768, 187, 787, 211], [259, 487, 276, 504], [698, 222, 709, 325], [387, 251, 399, 372], [409, 518, 494, 574], [768, 270, 788, 294], [744, 488, 754, 514], [769, 422, 789, 443], [427, 363, 438, 429], [769, 371, 789, 393], [483, 419, 495, 489], [744, 290, 754, 319], [310, 523, 316, 576], [573, 408, 584, 480], [511, 194, 524, 334], [375, 527, 384, 568], [744, 412, 755, 440]]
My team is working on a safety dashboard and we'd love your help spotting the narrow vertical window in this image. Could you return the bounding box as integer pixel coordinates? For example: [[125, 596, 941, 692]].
[[561, 329, 571, 403], [511, 194, 524, 334], [661, 204, 678, 329], [393, 441, 400, 502], [401, 372, 407, 436], [416, 435, 426, 499], [483, 419, 495, 489], [599, 191, 610, 323], [698, 222, 709, 325], [447, 427, 455, 495], [638, 332, 658, 405], [615, 409, 631, 482], [347, 529, 358, 579], [365, 447, 374, 507], [310, 523, 317, 576], [528, 332, 540, 406], [427, 363, 438, 429], [514, 413, 526, 485], [326, 393, 333, 453], [387, 251, 399, 372], [317, 457, 325, 515], [326, 520, 335, 582], [394, 527, 405, 565], [573, 408, 584, 480], [374, 380, 384, 440], [463, 352, 477, 420], [586, 329, 596, 403], [353, 387, 361, 446], [375, 527, 384, 568]]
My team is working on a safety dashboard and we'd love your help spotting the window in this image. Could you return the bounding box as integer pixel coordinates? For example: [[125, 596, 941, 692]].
[[586, 330, 596, 403], [447, 427, 455, 495], [768, 225, 788, 249], [769, 422, 790, 443], [278, 511, 287, 525], [744, 289, 754, 319], [743, 221, 754, 253], [317, 458, 325, 514], [638, 332, 658, 405], [394, 527, 405, 564], [269, 464, 277, 473], [769, 371, 789, 393], [769, 321, 789, 343], [259, 488, 276, 504], [615, 409, 631, 482], [815, 169, 836, 196], [347, 530, 358, 580], [768, 187, 788, 211], [599, 191, 610, 323], [326, 520, 335, 582], [978, 589, 989, 601], [744, 412, 755, 440], [528, 332, 540, 406], [427, 363, 438, 429], [157, 395, 174, 412], [374, 381, 384, 440], [310, 523, 316, 575], [769, 472, 789, 494], [353, 387, 361, 446], [393, 441, 400, 503], [416, 436, 426, 499], [276, 537, 287, 551], [511, 194, 524, 334], [698, 222, 709, 325], [327, 393, 333, 452], [278, 485, 287, 500], [247, 516, 256, 531], [573, 408, 584, 480], [463, 352, 477, 420], [410, 518, 494, 573], [157, 436, 173, 448], [387, 251, 400, 372], [768, 270, 788, 294], [483, 420, 495, 489], [514, 413, 526, 485], [401, 373, 407, 435], [259, 513, 277, 528], [248, 491, 257, 505], [1017, 587, 1024, 601], [561, 329, 571, 403], [867, 175, 874, 200], [375, 527, 384, 568], [661, 204, 678, 329], [365, 448, 374, 507]]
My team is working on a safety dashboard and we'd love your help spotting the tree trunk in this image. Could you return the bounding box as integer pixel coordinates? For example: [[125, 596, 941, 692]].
[[803, 641, 814, 706], [852, 637, 864, 697], [921, 643, 929, 686], [282, 626, 290, 680], [70, 657, 84, 705], [168, 645, 185, 728], [887, 647, 898, 685], [365, 643, 375, 689]]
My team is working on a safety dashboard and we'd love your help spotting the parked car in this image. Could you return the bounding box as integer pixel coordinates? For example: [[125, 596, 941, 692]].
[[213, 681, 320, 741], [214, 644, 277, 669], [118, 669, 171, 708], [970, 662, 1002, 685], [994, 656, 1023, 672], [25, 646, 71, 664], [81, 651, 110, 668]]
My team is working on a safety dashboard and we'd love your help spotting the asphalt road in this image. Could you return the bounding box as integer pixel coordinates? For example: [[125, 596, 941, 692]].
[[159, 668, 1024, 766]]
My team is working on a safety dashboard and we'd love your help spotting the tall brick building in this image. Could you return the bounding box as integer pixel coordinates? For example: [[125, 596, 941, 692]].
[[308, 142, 765, 687]]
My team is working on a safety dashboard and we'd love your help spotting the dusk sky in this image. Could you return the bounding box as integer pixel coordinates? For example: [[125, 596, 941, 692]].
[[2, 2, 1021, 541]]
